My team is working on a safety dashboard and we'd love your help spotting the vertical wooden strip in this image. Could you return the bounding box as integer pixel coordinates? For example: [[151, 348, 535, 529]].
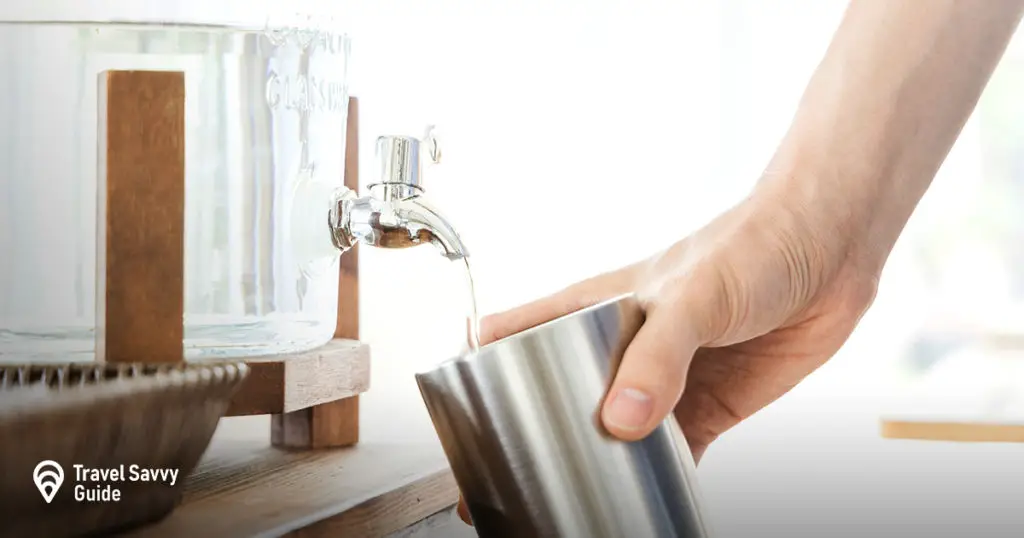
[[272, 96, 362, 449], [336, 96, 360, 341], [96, 70, 186, 364]]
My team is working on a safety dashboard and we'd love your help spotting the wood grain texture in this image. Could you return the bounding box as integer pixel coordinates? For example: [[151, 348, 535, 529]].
[[271, 393, 360, 448], [270, 96, 363, 448], [128, 369, 462, 538], [384, 508, 477, 538], [225, 338, 370, 416], [96, 70, 185, 364], [124, 419, 455, 538], [287, 470, 457, 537], [336, 96, 360, 342], [880, 420, 1024, 443]]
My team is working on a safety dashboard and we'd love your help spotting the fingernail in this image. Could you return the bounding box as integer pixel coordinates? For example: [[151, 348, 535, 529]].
[[604, 388, 653, 431]]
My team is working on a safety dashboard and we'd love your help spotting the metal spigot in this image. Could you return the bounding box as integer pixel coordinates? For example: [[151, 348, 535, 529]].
[[329, 126, 469, 260]]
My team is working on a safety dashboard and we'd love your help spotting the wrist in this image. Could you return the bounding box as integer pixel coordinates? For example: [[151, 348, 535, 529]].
[[751, 138, 897, 278]]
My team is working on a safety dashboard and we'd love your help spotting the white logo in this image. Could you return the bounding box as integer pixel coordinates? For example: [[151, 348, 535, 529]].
[[33, 460, 64, 504]]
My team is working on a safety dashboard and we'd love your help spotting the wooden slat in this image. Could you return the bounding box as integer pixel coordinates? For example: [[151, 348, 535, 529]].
[[880, 420, 1024, 443], [96, 70, 185, 364], [270, 96, 364, 448], [336, 96, 361, 342], [226, 339, 370, 416]]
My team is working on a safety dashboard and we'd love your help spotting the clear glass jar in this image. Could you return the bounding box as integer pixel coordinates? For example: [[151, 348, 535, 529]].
[[0, 17, 351, 362]]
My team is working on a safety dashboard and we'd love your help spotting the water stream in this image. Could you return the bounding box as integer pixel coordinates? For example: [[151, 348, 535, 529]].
[[462, 257, 482, 352]]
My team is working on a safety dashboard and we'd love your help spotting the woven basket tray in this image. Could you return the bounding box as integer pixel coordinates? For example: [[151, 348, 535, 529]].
[[0, 361, 248, 538]]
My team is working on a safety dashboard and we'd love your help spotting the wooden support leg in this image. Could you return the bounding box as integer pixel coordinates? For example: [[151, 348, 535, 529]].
[[272, 97, 363, 449], [96, 70, 186, 364], [271, 395, 360, 448]]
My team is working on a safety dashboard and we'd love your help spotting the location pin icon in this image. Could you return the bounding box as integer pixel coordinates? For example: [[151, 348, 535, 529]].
[[33, 460, 64, 504]]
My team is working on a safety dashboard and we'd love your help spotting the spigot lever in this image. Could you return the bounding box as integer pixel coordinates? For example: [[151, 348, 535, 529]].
[[372, 126, 441, 202]]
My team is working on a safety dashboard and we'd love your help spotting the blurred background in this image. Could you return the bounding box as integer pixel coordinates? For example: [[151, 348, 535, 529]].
[[330, 0, 1024, 534]]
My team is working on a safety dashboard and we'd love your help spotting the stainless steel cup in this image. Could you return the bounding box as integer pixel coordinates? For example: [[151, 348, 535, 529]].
[[415, 293, 712, 538]]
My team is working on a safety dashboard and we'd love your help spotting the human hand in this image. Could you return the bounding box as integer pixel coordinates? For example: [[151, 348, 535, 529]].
[[456, 183, 882, 526]]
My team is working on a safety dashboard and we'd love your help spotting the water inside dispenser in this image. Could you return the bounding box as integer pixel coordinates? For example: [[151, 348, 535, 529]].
[[0, 20, 352, 361]]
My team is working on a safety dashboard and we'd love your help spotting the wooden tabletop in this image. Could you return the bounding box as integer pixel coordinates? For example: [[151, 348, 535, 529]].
[[880, 346, 1024, 443], [128, 362, 463, 538]]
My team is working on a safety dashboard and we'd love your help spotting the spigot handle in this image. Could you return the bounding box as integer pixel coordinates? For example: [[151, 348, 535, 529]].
[[422, 125, 441, 164], [374, 126, 441, 196]]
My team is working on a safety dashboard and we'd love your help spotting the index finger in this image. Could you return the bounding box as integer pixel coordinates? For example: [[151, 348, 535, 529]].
[[478, 266, 638, 346]]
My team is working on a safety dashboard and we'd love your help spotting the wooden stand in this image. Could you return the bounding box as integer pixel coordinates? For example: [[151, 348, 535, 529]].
[[97, 70, 368, 449]]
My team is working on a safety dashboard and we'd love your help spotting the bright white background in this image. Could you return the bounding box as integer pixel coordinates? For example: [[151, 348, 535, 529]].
[[329, 1, 1024, 535]]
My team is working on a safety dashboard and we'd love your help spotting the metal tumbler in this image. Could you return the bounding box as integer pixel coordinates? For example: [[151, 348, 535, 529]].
[[415, 293, 712, 538]]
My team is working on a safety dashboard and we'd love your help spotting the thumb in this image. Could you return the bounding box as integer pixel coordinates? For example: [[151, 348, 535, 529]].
[[600, 301, 700, 441]]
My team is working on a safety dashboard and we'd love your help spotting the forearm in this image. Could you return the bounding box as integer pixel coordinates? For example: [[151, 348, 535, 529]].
[[759, 0, 1024, 272]]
